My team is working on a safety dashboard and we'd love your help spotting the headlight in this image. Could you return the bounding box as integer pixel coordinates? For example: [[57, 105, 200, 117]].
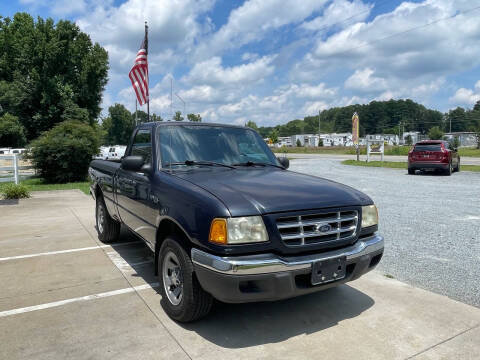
[[362, 205, 378, 228], [209, 216, 269, 245]]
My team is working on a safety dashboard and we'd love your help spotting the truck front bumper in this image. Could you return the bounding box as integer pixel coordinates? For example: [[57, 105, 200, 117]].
[[191, 234, 384, 303]]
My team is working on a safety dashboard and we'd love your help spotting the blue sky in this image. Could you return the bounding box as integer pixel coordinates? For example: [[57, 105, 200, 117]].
[[2, 0, 480, 126]]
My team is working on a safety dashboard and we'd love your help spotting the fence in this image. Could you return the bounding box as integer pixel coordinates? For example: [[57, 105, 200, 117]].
[[0, 155, 35, 184]]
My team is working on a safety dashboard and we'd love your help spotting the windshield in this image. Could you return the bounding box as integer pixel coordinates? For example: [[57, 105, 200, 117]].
[[414, 144, 442, 152], [157, 125, 278, 167]]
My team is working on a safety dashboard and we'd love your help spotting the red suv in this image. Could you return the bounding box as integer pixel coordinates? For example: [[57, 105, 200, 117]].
[[408, 140, 460, 176]]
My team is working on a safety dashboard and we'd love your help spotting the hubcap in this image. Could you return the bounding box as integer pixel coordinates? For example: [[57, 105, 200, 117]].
[[162, 251, 183, 306], [97, 203, 105, 234]]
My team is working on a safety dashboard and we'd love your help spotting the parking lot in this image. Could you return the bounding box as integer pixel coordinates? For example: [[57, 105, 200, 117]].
[[290, 157, 480, 307], [1, 162, 480, 359]]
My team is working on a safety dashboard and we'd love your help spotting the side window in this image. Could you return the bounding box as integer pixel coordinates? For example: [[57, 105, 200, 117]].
[[131, 129, 152, 163]]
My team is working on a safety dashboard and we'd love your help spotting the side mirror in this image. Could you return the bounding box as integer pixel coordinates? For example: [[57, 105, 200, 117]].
[[121, 156, 144, 172], [277, 156, 289, 169]]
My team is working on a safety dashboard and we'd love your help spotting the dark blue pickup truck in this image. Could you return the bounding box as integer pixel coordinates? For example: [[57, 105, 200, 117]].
[[89, 122, 384, 322]]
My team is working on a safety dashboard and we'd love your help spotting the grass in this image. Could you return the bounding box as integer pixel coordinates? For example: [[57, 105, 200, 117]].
[[341, 160, 407, 169], [0, 177, 90, 195], [341, 160, 480, 172], [277, 146, 480, 157]]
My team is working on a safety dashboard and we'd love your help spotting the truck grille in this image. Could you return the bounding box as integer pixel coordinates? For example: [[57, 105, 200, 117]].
[[276, 210, 358, 246]]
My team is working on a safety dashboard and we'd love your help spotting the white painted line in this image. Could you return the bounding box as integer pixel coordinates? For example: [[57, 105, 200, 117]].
[[0, 282, 160, 318], [0, 241, 141, 262]]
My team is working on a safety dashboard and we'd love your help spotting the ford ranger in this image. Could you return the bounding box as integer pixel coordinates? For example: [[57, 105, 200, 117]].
[[89, 122, 384, 322]]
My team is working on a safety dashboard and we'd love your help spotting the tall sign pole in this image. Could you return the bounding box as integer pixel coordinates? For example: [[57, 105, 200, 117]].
[[352, 112, 360, 161]]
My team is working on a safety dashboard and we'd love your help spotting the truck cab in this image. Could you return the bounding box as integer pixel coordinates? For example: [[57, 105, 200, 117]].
[[89, 122, 384, 322]]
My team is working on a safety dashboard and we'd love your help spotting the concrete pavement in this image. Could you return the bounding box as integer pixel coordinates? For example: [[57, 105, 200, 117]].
[[1, 190, 479, 359], [276, 152, 480, 165]]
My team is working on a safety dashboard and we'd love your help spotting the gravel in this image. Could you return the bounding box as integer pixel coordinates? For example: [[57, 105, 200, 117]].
[[290, 158, 480, 308]]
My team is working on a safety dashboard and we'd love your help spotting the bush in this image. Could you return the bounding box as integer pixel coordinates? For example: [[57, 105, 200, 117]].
[[1, 183, 30, 199], [27, 120, 100, 183], [0, 113, 27, 147]]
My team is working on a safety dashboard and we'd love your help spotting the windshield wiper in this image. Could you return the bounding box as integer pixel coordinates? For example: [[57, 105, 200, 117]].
[[232, 161, 285, 169], [164, 160, 235, 169]]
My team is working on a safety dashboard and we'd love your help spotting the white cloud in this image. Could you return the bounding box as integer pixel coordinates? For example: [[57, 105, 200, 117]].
[[182, 56, 276, 86], [301, 0, 373, 32], [294, 0, 480, 85], [196, 0, 328, 56], [449, 81, 480, 106], [345, 68, 387, 92]]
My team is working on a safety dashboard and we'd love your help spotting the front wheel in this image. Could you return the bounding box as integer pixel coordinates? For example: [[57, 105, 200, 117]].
[[159, 238, 213, 322], [96, 196, 120, 243], [455, 160, 460, 172]]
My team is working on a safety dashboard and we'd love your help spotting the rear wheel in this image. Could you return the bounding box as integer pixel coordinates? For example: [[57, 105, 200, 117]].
[[96, 196, 120, 243], [408, 168, 415, 175], [455, 160, 460, 172], [445, 161, 452, 176], [158, 238, 213, 322]]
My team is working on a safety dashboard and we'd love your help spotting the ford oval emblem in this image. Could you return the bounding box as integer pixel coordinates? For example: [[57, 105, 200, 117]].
[[316, 224, 332, 233]]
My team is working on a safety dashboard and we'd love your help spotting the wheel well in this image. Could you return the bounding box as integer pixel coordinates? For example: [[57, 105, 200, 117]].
[[155, 219, 191, 275], [95, 184, 103, 199]]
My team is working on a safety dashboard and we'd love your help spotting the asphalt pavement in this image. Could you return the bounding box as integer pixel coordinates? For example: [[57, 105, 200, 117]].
[[1, 190, 479, 359], [290, 158, 480, 307]]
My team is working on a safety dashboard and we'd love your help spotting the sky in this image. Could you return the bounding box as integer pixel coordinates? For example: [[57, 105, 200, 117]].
[[2, 0, 480, 126]]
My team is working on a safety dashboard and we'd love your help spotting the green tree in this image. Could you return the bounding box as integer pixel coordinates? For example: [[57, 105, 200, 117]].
[[246, 120, 258, 131], [102, 104, 133, 145], [428, 126, 444, 140], [269, 129, 279, 144], [173, 111, 184, 121], [296, 138, 302, 147], [0, 13, 109, 140], [27, 121, 100, 183], [448, 136, 460, 150], [187, 113, 202, 122], [0, 113, 26, 147], [132, 111, 163, 123]]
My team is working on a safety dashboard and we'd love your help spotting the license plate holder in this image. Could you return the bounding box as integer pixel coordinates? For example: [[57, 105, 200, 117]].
[[311, 256, 346, 285]]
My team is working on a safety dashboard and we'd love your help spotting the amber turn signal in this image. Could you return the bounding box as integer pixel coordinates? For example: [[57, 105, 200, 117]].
[[209, 218, 227, 244]]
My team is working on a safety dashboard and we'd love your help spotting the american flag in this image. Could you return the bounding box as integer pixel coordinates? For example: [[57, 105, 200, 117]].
[[129, 26, 149, 106]]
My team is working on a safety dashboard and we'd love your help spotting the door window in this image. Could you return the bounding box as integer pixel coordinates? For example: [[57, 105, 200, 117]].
[[131, 129, 152, 163]]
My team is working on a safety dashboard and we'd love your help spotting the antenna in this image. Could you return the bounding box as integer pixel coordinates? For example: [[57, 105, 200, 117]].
[[175, 93, 186, 118]]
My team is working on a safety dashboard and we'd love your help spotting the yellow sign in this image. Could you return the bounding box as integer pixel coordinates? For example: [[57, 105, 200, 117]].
[[352, 112, 359, 145]]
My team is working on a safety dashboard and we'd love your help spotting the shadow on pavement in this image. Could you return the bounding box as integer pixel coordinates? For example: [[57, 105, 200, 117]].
[[105, 226, 375, 348], [182, 285, 374, 348]]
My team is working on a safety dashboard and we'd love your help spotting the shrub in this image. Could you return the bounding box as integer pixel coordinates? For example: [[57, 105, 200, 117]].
[[0, 113, 27, 147], [1, 183, 30, 199], [27, 120, 100, 183]]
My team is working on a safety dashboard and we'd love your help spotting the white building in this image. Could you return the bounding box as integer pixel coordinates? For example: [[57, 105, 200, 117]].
[[444, 132, 478, 148], [291, 134, 320, 147], [321, 133, 353, 147], [402, 131, 420, 145], [366, 134, 400, 146], [277, 136, 292, 147]]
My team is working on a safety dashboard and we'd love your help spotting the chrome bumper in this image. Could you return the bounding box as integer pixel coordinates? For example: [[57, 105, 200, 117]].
[[191, 234, 384, 276]]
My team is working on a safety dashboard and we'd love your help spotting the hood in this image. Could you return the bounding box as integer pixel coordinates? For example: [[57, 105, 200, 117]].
[[173, 168, 372, 216]]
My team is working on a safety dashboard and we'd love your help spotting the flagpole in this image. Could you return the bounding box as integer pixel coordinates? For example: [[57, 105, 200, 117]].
[[145, 21, 150, 122]]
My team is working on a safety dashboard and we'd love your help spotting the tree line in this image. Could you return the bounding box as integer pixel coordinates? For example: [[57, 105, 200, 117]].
[[251, 99, 480, 144], [101, 104, 201, 145]]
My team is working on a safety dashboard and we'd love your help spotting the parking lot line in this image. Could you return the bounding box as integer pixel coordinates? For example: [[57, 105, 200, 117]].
[[0, 241, 141, 262], [0, 282, 160, 318]]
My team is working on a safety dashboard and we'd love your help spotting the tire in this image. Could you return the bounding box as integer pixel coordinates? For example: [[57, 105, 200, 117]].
[[159, 238, 213, 322], [445, 161, 452, 176], [455, 160, 460, 172], [96, 195, 120, 243], [408, 168, 415, 175]]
